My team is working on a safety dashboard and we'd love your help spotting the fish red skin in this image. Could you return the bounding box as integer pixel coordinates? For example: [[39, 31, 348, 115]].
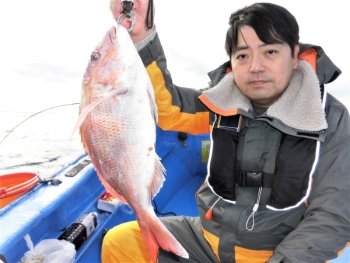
[[75, 25, 188, 262]]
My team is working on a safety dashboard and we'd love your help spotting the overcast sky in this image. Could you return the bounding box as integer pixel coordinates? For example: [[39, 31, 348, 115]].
[[0, 0, 349, 113]]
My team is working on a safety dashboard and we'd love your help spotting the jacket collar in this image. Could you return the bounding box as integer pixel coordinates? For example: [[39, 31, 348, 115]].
[[200, 60, 328, 132], [299, 43, 341, 84]]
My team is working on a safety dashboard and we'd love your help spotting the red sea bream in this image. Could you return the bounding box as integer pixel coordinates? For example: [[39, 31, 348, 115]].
[[75, 25, 188, 262]]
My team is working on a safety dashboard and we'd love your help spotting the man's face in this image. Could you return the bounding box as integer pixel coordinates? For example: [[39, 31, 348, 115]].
[[230, 26, 299, 108]]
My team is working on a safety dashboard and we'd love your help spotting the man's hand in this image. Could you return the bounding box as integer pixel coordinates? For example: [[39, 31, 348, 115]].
[[110, 0, 155, 43]]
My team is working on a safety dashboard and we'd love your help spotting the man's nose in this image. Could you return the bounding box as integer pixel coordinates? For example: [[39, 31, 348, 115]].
[[250, 55, 265, 73]]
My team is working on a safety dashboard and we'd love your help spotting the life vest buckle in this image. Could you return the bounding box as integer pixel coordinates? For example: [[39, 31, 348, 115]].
[[237, 171, 263, 187]]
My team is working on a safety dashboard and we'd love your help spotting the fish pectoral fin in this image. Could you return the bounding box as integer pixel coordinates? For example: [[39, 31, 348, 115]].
[[150, 153, 166, 199], [72, 87, 128, 137], [96, 86, 128, 99]]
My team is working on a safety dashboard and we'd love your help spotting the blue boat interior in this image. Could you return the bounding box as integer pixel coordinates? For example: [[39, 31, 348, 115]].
[[0, 127, 348, 263]]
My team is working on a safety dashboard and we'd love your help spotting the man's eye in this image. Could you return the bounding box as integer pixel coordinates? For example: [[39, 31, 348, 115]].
[[91, 51, 100, 62], [237, 54, 247, 60], [267, 50, 277, 55]]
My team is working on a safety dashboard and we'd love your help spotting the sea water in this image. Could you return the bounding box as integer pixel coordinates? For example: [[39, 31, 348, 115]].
[[0, 106, 85, 178], [0, 71, 85, 178]]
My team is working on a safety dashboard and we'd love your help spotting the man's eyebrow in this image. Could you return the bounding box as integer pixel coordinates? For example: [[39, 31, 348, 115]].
[[235, 46, 249, 53], [235, 42, 282, 53]]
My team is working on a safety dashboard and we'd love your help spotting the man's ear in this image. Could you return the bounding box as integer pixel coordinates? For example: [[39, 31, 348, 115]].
[[293, 45, 300, 69]]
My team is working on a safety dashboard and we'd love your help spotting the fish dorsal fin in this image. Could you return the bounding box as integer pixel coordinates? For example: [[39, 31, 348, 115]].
[[72, 86, 128, 137], [146, 83, 158, 123]]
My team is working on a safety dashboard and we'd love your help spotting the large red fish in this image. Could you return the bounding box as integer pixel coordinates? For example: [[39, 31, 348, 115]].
[[75, 25, 188, 262]]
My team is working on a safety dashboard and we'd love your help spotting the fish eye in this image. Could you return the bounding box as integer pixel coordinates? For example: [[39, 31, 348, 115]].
[[91, 51, 100, 62]]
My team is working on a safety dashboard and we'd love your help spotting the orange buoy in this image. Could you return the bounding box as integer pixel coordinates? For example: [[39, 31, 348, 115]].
[[0, 172, 40, 209]]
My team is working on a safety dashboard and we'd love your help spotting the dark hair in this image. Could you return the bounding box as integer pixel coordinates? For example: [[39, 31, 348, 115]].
[[225, 3, 299, 57]]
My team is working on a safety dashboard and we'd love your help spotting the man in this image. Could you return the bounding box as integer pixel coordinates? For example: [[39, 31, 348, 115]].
[[103, 1, 350, 262]]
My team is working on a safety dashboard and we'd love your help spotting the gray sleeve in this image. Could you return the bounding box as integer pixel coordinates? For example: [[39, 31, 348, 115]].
[[269, 94, 350, 262], [134, 28, 157, 52]]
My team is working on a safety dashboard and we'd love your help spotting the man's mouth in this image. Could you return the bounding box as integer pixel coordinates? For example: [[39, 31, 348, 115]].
[[250, 80, 268, 86]]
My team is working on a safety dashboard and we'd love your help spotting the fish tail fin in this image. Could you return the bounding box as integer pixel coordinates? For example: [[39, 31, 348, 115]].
[[150, 154, 166, 199], [138, 214, 189, 262]]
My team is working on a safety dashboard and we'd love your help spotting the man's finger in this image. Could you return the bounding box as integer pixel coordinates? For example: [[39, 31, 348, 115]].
[[110, 0, 121, 20]]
